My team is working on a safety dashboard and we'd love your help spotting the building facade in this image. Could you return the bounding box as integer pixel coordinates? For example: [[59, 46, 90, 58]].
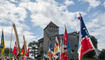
[[38, 22, 79, 60]]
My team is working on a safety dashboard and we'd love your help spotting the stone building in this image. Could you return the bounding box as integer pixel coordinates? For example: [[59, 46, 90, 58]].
[[38, 22, 79, 60]]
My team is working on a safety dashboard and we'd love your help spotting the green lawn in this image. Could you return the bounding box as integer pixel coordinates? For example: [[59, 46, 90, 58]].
[[83, 58, 100, 60]]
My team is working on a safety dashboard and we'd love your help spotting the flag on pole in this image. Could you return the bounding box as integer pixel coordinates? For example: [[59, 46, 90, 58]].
[[64, 26, 68, 45], [21, 45, 24, 55], [60, 26, 68, 60], [13, 42, 17, 55], [12, 24, 20, 56], [0, 30, 5, 55], [48, 43, 54, 60], [54, 37, 59, 53], [25, 48, 29, 57], [54, 36, 60, 59], [21, 35, 27, 56], [78, 14, 95, 60], [13, 42, 18, 58], [61, 52, 68, 60]]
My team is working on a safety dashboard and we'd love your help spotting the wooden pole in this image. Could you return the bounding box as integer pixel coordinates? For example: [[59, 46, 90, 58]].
[[12, 24, 20, 60]]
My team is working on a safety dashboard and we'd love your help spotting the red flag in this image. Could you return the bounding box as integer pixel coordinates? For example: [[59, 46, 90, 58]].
[[64, 26, 68, 45], [61, 52, 68, 60], [78, 15, 94, 60], [60, 26, 68, 60], [25, 48, 29, 57], [13, 42, 17, 55], [78, 17, 81, 20]]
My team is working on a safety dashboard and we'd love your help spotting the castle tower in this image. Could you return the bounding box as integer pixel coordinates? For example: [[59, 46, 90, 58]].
[[43, 21, 59, 54]]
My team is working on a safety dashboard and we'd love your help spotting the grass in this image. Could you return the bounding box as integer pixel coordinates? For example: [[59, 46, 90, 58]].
[[83, 57, 100, 60]]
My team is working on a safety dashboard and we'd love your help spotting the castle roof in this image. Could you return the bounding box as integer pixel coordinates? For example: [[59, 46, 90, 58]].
[[44, 21, 59, 30]]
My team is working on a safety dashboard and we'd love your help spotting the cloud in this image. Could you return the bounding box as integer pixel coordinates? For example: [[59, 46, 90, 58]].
[[0, 0, 104, 51], [19, 0, 85, 29], [64, 0, 74, 6], [104, 2, 105, 7], [85, 0, 100, 8], [86, 12, 105, 50], [80, 0, 101, 11], [0, 0, 34, 47], [0, 1, 27, 25]]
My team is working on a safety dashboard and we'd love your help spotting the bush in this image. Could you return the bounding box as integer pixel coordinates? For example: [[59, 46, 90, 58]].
[[98, 49, 105, 60]]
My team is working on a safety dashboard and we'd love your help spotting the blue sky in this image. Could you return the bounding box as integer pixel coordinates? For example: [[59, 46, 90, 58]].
[[0, 0, 105, 51]]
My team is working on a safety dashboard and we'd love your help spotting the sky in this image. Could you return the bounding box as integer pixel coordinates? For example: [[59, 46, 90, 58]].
[[0, 0, 105, 51]]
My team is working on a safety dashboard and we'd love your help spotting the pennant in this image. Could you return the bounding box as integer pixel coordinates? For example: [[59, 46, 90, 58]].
[[61, 52, 68, 60], [13, 42, 17, 55], [48, 43, 54, 60], [25, 48, 29, 57], [13, 24, 20, 56], [78, 15, 95, 60], [60, 26, 69, 60], [54, 37, 60, 59], [21, 45, 24, 55], [63, 26, 68, 60], [54, 37, 59, 53], [64, 26, 68, 45], [21, 35, 27, 56], [1, 30, 5, 55]]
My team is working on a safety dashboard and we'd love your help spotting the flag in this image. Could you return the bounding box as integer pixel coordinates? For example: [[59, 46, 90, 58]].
[[54, 37, 59, 53], [48, 43, 54, 60], [25, 48, 29, 57], [60, 46, 68, 60], [12, 24, 20, 56], [61, 52, 68, 60], [64, 26, 68, 45], [13, 42, 17, 55], [62, 26, 68, 60], [54, 37, 60, 59], [21, 45, 24, 55], [1, 30, 5, 55], [60, 26, 69, 60], [78, 14, 95, 60], [21, 35, 27, 56]]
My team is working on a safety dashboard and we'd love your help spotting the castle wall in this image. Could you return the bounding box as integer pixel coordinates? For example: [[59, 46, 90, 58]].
[[38, 22, 79, 60]]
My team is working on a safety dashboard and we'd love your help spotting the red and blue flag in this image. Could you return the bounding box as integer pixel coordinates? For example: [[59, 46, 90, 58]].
[[78, 15, 95, 60]]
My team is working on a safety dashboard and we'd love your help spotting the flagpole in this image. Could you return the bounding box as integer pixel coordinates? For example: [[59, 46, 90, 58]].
[[9, 26, 13, 58], [12, 24, 20, 60]]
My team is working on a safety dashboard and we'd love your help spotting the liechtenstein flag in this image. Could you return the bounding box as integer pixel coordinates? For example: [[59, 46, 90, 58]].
[[78, 14, 95, 60]]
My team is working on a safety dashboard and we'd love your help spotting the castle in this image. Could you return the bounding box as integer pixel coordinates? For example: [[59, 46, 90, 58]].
[[38, 21, 79, 60]]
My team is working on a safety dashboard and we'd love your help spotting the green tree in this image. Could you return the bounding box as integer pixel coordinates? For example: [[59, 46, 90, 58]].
[[98, 49, 105, 60], [28, 41, 38, 60], [84, 35, 97, 58]]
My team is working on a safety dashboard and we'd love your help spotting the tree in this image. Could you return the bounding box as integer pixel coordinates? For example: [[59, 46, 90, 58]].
[[28, 41, 38, 60], [83, 35, 98, 58], [98, 49, 105, 60]]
